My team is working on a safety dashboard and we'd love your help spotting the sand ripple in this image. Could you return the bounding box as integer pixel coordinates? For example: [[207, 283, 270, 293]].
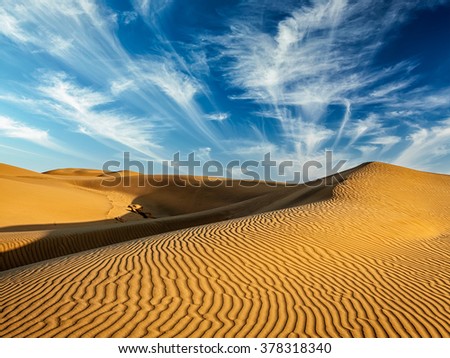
[[1, 163, 449, 337]]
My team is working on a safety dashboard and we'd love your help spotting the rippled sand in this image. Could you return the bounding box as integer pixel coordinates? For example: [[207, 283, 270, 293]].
[[1, 162, 449, 337]]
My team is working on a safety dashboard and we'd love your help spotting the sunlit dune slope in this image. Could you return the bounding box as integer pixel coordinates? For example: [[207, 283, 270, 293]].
[[0, 162, 449, 337], [0, 164, 112, 226], [0, 163, 43, 177]]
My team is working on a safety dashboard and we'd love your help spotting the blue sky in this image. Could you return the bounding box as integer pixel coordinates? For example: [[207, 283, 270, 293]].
[[0, 0, 449, 179]]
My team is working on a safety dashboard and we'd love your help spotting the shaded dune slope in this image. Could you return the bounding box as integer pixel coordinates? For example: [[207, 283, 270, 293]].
[[0, 166, 358, 270], [1, 162, 449, 337]]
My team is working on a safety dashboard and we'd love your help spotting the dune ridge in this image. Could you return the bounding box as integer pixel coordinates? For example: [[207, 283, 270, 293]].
[[0, 165, 358, 270], [0, 162, 449, 337]]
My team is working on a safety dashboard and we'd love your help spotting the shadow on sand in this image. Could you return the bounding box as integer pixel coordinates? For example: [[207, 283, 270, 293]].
[[0, 166, 367, 271]]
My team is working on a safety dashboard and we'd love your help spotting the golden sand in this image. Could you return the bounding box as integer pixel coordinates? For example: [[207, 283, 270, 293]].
[[0, 162, 449, 337]]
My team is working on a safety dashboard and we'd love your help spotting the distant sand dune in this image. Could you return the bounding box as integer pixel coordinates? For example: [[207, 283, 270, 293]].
[[0, 165, 355, 270], [0, 162, 449, 337]]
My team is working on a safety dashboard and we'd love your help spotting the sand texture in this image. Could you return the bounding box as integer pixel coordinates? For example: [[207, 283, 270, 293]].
[[0, 162, 449, 337]]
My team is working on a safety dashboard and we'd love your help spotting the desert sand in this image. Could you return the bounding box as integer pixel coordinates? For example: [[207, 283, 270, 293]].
[[0, 162, 449, 337]]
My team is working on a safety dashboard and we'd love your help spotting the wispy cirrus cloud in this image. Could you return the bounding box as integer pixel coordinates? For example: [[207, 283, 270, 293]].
[[0, 8, 29, 43], [368, 79, 416, 99], [216, 0, 384, 108], [0, 115, 57, 149], [212, 0, 405, 160], [370, 136, 401, 148], [121, 11, 138, 25], [205, 113, 229, 121], [110, 79, 137, 96], [210, 0, 450, 171], [37, 72, 162, 158], [131, 0, 172, 22], [395, 119, 450, 173], [144, 64, 199, 109], [131, 0, 151, 19], [1, 0, 449, 175], [0, 0, 224, 159]]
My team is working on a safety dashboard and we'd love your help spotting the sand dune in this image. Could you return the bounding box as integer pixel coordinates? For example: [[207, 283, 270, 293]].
[[0, 164, 354, 270], [0, 162, 449, 337], [0, 164, 112, 227], [0, 163, 43, 177]]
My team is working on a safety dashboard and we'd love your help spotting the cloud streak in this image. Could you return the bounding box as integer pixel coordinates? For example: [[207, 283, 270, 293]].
[[0, 115, 57, 149], [205, 113, 229, 121], [395, 119, 450, 173], [37, 72, 162, 158]]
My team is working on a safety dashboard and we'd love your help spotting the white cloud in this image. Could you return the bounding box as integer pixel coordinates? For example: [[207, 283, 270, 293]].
[[145, 64, 199, 108], [1, 0, 449, 174], [194, 147, 212, 162], [124, 59, 220, 144], [214, 1, 389, 161], [394, 119, 450, 173], [225, 139, 280, 161], [0, 0, 201, 117], [212, 0, 450, 170], [370, 136, 401, 146], [0, 115, 57, 148], [131, 0, 172, 22], [122, 11, 138, 25], [39, 72, 112, 110], [0, 1, 117, 58], [132, 0, 151, 18], [356, 145, 378, 154], [0, 1, 123, 78], [403, 88, 450, 111], [0, 8, 29, 43], [110, 79, 136, 96], [369, 79, 414, 98], [345, 114, 383, 146], [205, 113, 229, 121], [334, 99, 351, 147], [287, 122, 334, 157], [37, 72, 162, 158], [0, 0, 223, 157], [370, 135, 401, 154], [387, 110, 418, 118], [216, 0, 387, 112]]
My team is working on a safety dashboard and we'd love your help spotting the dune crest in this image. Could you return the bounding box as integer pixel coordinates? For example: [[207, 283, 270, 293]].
[[0, 163, 41, 177], [0, 162, 449, 337], [0, 165, 357, 269]]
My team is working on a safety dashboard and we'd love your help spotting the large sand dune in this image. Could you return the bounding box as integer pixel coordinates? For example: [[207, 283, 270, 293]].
[[0, 163, 354, 270], [0, 162, 449, 337]]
